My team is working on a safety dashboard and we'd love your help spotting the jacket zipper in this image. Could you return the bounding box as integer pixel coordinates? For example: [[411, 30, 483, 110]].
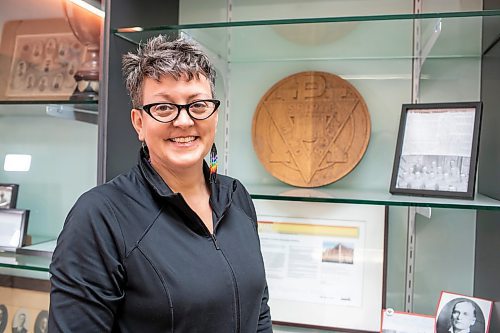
[[211, 233, 220, 250], [211, 213, 241, 333], [178, 195, 241, 333], [210, 217, 241, 333], [220, 249, 241, 333]]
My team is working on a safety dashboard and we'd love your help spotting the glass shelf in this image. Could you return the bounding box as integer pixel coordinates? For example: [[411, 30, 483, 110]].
[[114, 10, 500, 62], [0, 100, 98, 123], [0, 252, 51, 272], [0, 238, 55, 273], [247, 185, 500, 210]]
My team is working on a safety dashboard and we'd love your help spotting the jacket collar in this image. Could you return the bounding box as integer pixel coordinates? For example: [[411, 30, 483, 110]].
[[137, 148, 232, 219]]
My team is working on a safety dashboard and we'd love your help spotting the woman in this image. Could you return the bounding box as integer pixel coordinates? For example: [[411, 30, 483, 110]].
[[49, 36, 272, 333]]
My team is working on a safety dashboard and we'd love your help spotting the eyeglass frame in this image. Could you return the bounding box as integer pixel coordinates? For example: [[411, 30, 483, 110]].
[[138, 99, 221, 123]]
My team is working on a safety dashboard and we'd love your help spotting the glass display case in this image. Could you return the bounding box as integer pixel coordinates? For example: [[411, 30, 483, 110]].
[[109, 0, 500, 331], [0, 0, 99, 275], [1, 0, 499, 331]]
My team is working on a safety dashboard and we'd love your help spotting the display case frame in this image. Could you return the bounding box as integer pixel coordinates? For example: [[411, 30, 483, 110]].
[[2, 1, 500, 332], [109, 5, 500, 330], [0, 0, 100, 274]]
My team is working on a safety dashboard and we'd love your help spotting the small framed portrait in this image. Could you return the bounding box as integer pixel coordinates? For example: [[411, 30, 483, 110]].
[[0, 209, 30, 250], [435, 291, 493, 333], [0, 184, 19, 209], [390, 102, 482, 199], [0, 304, 8, 333], [34, 310, 48, 333], [11, 308, 29, 333]]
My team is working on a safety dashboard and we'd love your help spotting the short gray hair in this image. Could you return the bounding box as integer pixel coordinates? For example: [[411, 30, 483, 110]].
[[122, 35, 216, 108]]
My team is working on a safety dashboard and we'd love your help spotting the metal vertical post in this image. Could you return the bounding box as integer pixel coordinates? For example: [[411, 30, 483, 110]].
[[404, 0, 422, 313], [223, 0, 233, 176], [412, 0, 422, 104], [404, 207, 417, 312]]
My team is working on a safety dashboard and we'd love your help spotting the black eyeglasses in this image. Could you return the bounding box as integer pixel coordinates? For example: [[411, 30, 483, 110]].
[[139, 99, 221, 123]]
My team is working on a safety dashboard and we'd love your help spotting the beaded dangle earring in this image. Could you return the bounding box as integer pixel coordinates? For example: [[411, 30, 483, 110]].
[[209, 143, 218, 183]]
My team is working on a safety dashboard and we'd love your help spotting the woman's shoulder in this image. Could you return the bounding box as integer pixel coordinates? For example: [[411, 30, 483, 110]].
[[216, 174, 248, 194], [216, 175, 257, 222], [76, 166, 145, 209]]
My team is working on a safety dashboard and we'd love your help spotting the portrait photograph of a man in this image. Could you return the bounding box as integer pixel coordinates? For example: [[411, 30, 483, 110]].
[[0, 184, 18, 209], [435, 292, 493, 333], [0, 304, 8, 333]]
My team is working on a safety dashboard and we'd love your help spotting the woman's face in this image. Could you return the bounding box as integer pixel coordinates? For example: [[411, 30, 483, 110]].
[[131, 74, 218, 174]]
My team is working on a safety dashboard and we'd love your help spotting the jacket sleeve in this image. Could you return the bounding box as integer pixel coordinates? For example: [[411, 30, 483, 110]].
[[48, 190, 126, 333], [234, 180, 273, 332], [258, 285, 273, 332]]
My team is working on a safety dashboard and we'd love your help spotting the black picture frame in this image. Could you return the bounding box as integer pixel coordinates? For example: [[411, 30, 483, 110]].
[[390, 102, 482, 199], [0, 184, 19, 209], [0, 209, 30, 251]]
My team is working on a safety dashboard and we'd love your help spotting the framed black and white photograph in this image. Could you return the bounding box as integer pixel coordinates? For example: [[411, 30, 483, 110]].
[[254, 200, 386, 332], [11, 309, 29, 333], [435, 291, 493, 333], [34, 310, 48, 333], [390, 102, 482, 199], [0, 304, 7, 333], [0, 209, 29, 251], [0, 184, 19, 209]]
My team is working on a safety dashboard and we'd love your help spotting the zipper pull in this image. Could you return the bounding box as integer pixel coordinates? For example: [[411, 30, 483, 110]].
[[211, 234, 220, 250]]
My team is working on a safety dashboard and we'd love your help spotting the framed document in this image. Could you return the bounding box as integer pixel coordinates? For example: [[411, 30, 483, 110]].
[[254, 200, 386, 332], [390, 102, 482, 199], [380, 309, 434, 333], [0, 209, 30, 250], [435, 291, 493, 333], [0, 184, 19, 209]]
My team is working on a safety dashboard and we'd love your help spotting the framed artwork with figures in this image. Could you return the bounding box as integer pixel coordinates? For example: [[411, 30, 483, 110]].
[[0, 18, 86, 101], [0, 276, 49, 333]]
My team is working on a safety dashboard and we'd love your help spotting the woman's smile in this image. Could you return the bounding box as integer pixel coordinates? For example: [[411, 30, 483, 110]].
[[168, 136, 198, 144]]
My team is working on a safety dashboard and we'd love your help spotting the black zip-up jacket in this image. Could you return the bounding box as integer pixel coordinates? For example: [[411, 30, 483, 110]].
[[49, 151, 273, 332]]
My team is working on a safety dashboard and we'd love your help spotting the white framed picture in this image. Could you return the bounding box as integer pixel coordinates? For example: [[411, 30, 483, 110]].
[[380, 308, 434, 333], [254, 200, 386, 332], [0, 209, 30, 250]]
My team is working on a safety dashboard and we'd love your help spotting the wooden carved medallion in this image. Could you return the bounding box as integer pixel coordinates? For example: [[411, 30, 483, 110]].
[[252, 71, 371, 187]]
